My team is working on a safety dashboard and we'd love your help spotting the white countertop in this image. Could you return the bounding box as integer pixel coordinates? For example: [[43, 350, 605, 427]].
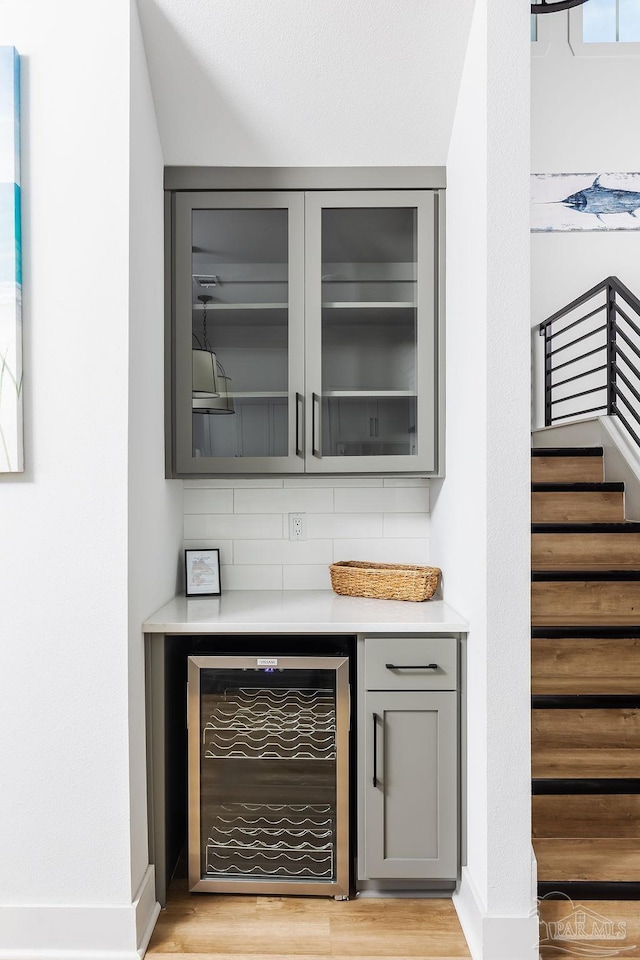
[[143, 590, 468, 634]]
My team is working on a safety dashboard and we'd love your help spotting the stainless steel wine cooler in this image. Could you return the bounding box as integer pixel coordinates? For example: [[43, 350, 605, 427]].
[[187, 655, 350, 897]]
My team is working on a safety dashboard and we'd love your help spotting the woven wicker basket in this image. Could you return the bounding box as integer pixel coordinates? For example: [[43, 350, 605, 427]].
[[329, 560, 441, 602]]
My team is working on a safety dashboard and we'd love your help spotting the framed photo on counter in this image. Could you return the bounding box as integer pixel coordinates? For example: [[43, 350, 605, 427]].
[[185, 548, 221, 597]]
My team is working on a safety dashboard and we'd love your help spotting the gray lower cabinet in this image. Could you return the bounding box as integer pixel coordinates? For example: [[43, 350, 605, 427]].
[[358, 637, 459, 884]]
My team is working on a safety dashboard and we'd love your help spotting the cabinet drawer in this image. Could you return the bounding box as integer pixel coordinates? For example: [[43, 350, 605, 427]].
[[364, 636, 457, 690]]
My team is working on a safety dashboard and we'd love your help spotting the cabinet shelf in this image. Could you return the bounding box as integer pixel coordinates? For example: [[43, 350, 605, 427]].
[[322, 301, 415, 310], [323, 390, 416, 398], [193, 302, 288, 310], [225, 392, 288, 399]]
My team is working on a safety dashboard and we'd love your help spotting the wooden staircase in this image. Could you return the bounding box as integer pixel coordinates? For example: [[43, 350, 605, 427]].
[[532, 447, 640, 932]]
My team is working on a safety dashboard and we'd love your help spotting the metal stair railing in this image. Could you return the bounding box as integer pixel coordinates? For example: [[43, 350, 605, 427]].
[[539, 276, 640, 447]]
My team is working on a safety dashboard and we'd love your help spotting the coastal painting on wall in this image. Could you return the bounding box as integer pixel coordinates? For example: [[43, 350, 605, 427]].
[[0, 46, 22, 472], [532, 173, 640, 233]]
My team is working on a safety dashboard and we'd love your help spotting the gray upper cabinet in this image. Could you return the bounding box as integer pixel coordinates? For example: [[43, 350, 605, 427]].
[[170, 188, 441, 476]]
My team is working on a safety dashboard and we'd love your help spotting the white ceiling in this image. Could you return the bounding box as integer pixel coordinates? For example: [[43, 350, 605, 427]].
[[136, 0, 476, 168]]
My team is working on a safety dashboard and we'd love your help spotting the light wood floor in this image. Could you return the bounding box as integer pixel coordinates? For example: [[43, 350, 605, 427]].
[[146, 882, 471, 960], [539, 899, 640, 959]]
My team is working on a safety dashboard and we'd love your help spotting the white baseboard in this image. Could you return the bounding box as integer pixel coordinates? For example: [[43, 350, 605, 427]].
[[531, 417, 601, 448], [133, 866, 160, 956], [454, 867, 539, 960], [0, 866, 159, 960]]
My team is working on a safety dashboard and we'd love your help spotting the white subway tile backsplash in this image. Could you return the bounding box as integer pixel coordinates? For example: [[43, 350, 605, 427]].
[[183, 475, 432, 590], [234, 487, 334, 514], [383, 513, 431, 538], [332, 538, 430, 564], [283, 477, 383, 488], [184, 478, 284, 489], [184, 488, 234, 515], [383, 477, 431, 487], [306, 513, 383, 539], [184, 514, 283, 541], [234, 539, 333, 565], [221, 565, 283, 590], [283, 564, 332, 590], [334, 487, 429, 514], [184, 539, 233, 565]]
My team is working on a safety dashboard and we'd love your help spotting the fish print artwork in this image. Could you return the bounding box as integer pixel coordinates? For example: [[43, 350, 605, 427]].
[[531, 173, 640, 232]]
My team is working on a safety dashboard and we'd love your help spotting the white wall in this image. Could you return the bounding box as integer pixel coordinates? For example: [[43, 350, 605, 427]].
[[0, 2, 179, 956], [531, 12, 640, 425], [136, 0, 475, 167], [128, 0, 183, 921], [184, 477, 429, 590], [432, 0, 536, 957]]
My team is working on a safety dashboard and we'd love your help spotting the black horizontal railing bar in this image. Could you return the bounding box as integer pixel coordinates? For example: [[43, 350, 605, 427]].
[[551, 343, 605, 374], [613, 385, 640, 427], [550, 384, 607, 404], [542, 277, 640, 448], [550, 404, 607, 422], [614, 365, 640, 408], [544, 303, 607, 342], [615, 322, 640, 365], [548, 323, 607, 358], [539, 277, 612, 331], [615, 350, 640, 383], [614, 407, 640, 448], [550, 364, 607, 390], [614, 302, 640, 340], [609, 275, 640, 316]]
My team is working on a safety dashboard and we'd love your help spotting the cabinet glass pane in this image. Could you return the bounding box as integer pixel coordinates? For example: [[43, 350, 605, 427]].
[[321, 208, 417, 458], [199, 667, 338, 884], [191, 208, 289, 459]]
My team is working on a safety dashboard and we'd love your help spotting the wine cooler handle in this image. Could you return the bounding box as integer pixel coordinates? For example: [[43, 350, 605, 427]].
[[312, 393, 321, 458], [372, 712, 378, 787], [295, 393, 304, 457]]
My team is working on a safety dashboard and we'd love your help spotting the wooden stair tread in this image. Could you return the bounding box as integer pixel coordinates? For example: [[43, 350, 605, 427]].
[[534, 838, 640, 882], [539, 900, 640, 960], [532, 531, 640, 570], [532, 676, 640, 694], [532, 628, 640, 694], [533, 794, 640, 838], [533, 748, 640, 779], [531, 579, 640, 626], [532, 456, 603, 483], [533, 614, 640, 627], [532, 491, 625, 524]]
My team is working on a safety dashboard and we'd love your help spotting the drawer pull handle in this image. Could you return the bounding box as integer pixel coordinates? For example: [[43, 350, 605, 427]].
[[372, 712, 379, 788], [385, 663, 439, 670]]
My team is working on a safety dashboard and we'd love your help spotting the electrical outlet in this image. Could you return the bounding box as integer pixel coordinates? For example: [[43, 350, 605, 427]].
[[288, 513, 307, 541]]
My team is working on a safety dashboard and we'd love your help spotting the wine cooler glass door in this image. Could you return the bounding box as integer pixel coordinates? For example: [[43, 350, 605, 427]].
[[187, 655, 350, 897]]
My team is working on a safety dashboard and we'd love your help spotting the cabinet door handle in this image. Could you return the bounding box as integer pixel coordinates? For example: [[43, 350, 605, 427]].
[[312, 392, 322, 458], [372, 712, 379, 788], [295, 393, 304, 457], [385, 663, 439, 670]]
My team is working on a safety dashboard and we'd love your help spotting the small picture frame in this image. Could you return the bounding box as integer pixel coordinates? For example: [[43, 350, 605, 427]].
[[185, 548, 221, 597]]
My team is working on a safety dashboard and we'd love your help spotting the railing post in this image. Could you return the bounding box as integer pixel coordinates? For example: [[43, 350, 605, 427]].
[[542, 324, 552, 426], [606, 282, 617, 416]]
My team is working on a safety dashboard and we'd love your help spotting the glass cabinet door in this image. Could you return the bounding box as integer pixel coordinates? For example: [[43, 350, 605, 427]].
[[304, 191, 437, 473], [174, 192, 305, 474]]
